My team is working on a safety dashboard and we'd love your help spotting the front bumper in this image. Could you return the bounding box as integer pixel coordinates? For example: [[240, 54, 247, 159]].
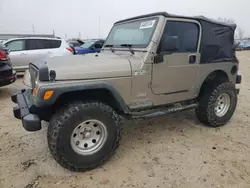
[[11, 89, 41, 132]]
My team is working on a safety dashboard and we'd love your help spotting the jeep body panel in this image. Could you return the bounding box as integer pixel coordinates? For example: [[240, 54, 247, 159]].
[[45, 53, 132, 80]]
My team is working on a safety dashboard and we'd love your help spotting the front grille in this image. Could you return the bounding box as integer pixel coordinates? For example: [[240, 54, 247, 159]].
[[29, 65, 39, 89]]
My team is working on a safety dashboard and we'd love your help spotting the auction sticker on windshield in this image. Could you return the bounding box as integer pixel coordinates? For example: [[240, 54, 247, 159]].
[[139, 20, 156, 29]]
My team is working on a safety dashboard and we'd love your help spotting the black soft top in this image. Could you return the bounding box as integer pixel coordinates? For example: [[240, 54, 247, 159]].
[[115, 12, 237, 64], [115, 12, 236, 28]]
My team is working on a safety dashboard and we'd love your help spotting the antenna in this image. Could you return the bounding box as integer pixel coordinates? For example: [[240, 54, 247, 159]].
[[98, 16, 100, 38], [32, 24, 35, 34]]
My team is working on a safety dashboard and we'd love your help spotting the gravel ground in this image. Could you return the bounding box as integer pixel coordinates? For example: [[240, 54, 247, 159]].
[[0, 51, 250, 188]]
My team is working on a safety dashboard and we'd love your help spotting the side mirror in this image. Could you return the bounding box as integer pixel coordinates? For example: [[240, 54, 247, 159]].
[[162, 36, 180, 52]]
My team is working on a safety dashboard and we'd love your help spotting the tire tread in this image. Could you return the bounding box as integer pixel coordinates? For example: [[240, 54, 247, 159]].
[[47, 101, 123, 172]]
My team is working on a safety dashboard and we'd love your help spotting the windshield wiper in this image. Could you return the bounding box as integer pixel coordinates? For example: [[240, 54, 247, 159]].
[[120, 44, 134, 54], [104, 44, 115, 52]]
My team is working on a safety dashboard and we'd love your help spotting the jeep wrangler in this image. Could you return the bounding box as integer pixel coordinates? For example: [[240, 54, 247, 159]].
[[12, 12, 242, 172]]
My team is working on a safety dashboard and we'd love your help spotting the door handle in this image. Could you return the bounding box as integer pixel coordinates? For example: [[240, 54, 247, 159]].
[[21, 53, 27, 55], [189, 54, 196, 64]]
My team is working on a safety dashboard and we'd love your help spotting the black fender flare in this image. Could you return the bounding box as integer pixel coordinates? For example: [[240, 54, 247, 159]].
[[34, 82, 130, 114]]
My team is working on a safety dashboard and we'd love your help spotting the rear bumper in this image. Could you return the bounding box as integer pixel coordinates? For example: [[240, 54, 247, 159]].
[[236, 75, 242, 84], [0, 70, 16, 87], [11, 89, 41, 132]]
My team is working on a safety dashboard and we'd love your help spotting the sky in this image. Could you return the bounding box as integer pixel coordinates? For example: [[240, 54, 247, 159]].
[[0, 0, 250, 39]]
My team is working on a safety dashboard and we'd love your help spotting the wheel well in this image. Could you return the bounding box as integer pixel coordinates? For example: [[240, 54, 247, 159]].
[[198, 70, 229, 97], [39, 89, 126, 121]]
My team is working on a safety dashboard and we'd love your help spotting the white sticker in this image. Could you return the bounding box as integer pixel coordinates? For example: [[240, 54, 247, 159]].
[[139, 20, 156, 29]]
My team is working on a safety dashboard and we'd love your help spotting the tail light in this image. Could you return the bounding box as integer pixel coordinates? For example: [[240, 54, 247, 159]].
[[66, 47, 74, 53], [0, 50, 8, 61]]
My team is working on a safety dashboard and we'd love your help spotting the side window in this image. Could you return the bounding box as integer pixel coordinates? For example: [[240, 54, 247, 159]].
[[50, 40, 61, 48], [161, 21, 199, 53], [5, 40, 25, 51], [43, 40, 52, 49], [94, 42, 103, 48], [26, 39, 44, 50], [43, 40, 61, 49]]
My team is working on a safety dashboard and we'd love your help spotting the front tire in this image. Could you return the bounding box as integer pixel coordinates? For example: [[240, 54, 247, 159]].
[[195, 82, 238, 127], [47, 101, 122, 172]]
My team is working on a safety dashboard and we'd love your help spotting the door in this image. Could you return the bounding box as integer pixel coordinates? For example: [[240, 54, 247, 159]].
[[151, 20, 201, 95], [25, 39, 48, 63], [5, 39, 27, 69]]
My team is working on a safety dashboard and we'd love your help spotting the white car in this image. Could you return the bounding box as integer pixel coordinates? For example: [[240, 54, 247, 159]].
[[4, 37, 73, 73]]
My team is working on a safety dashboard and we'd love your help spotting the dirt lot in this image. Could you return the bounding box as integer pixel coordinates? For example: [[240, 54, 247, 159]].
[[0, 51, 250, 188]]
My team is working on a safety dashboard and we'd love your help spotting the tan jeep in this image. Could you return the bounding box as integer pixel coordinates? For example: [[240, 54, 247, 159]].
[[12, 12, 242, 172]]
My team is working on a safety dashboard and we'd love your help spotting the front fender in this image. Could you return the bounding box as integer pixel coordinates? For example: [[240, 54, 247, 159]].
[[34, 81, 130, 113]]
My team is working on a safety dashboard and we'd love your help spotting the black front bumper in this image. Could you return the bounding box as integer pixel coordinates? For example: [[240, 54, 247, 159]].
[[11, 89, 41, 132]]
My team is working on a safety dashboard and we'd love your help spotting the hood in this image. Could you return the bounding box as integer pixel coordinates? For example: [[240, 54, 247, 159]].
[[44, 52, 133, 80]]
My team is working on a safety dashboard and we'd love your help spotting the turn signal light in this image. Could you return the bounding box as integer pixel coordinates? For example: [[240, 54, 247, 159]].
[[44, 90, 54, 100], [32, 88, 37, 96]]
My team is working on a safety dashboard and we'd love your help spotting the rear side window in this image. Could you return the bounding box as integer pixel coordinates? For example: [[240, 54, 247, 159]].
[[26, 39, 62, 50], [44, 39, 61, 49], [161, 21, 199, 53], [26, 39, 44, 50], [5, 40, 25, 51]]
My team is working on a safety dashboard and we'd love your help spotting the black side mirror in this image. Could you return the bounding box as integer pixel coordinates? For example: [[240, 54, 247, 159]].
[[162, 36, 180, 52]]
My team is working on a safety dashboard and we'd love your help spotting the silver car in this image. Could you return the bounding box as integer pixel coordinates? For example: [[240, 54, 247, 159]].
[[4, 37, 73, 73]]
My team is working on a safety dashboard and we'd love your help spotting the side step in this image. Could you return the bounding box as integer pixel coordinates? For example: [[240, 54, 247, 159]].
[[131, 103, 198, 119]]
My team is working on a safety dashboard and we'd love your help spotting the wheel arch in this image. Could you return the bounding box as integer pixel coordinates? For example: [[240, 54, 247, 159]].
[[34, 82, 130, 120], [197, 70, 230, 97]]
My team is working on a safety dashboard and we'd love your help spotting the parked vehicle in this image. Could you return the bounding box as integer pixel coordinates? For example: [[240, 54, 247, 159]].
[[75, 39, 105, 54], [237, 42, 250, 50], [12, 12, 241, 172], [0, 43, 16, 87], [68, 39, 85, 47], [4, 37, 73, 73]]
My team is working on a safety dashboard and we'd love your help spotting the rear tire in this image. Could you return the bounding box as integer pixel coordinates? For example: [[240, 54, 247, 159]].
[[195, 82, 237, 127], [47, 101, 122, 172]]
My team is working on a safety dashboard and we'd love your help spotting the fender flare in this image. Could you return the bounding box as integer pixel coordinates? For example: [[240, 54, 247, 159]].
[[195, 69, 230, 96], [34, 82, 130, 114]]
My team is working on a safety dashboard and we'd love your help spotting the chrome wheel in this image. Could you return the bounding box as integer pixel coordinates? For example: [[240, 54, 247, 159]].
[[214, 93, 231, 117], [70, 120, 108, 156]]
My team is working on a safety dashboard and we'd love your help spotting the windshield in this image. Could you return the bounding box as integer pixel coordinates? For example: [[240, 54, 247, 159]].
[[80, 41, 95, 48], [105, 18, 158, 48]]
